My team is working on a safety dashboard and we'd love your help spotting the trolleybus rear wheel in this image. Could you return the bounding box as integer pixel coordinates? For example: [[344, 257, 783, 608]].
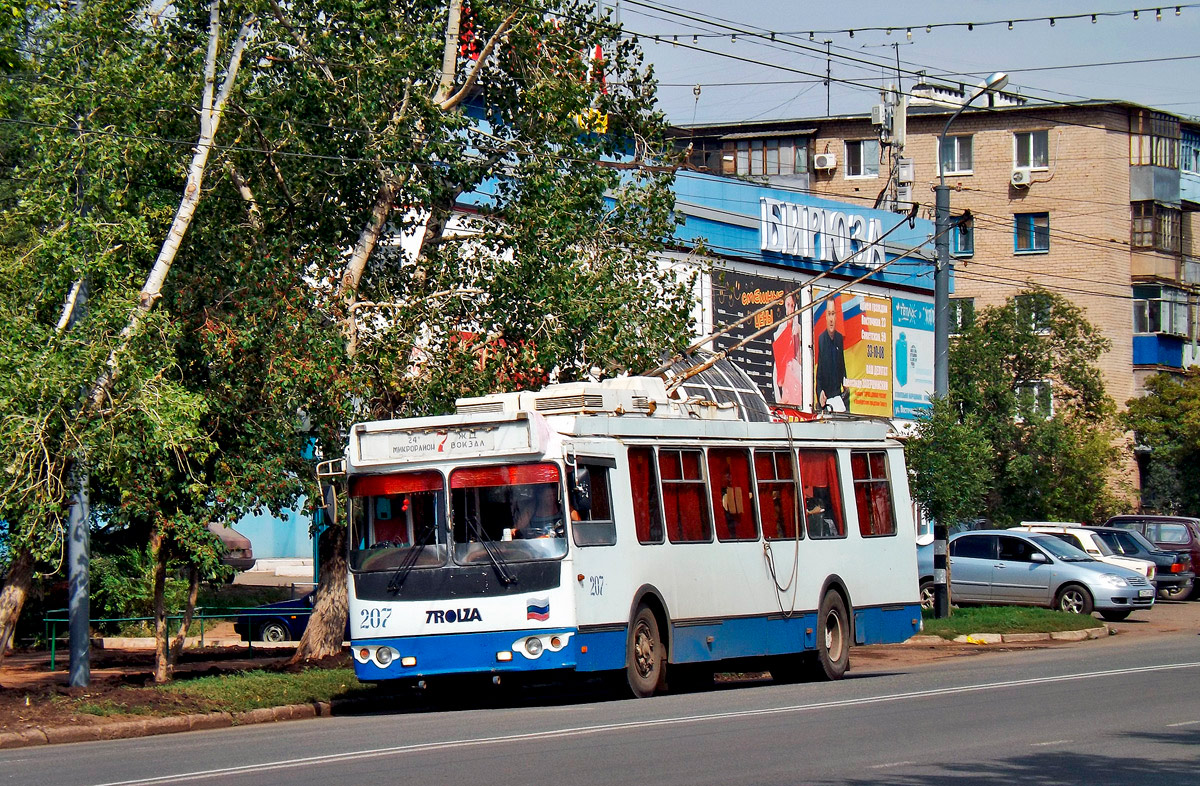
[[814, 590, 849, 681], [626, 605, 666, 698]]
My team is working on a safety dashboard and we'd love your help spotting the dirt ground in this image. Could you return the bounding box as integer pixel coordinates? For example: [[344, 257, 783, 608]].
[[0, 599, 1195, 734]]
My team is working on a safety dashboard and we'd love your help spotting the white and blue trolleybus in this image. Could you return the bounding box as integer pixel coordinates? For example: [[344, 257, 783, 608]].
[[328, 374, 921, 696]]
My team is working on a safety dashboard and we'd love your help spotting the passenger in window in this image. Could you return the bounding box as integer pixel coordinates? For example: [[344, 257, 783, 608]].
[[513, 485, 566, 539]]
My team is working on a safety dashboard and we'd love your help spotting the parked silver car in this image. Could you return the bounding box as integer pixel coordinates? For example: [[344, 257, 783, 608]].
[[949, 530, 1156, 621]]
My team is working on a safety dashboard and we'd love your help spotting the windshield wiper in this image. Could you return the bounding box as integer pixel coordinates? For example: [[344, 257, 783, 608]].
[[468, 514, 517, 585], [387, 524, 435, 594]]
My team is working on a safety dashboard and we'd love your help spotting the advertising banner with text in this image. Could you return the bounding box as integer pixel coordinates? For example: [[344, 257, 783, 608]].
[[711, 270, 790, 405], [812, 291, 893, 417], [891, 297, 934, 419]]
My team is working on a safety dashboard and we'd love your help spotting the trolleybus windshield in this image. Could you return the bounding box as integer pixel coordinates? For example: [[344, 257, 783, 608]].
[[450, 463, 568, 563], [349, 471, 447, 572]]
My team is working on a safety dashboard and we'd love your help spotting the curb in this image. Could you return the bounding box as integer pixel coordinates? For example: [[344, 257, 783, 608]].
[[907, 625, 1109, 646], [0, 702, 336, 750]]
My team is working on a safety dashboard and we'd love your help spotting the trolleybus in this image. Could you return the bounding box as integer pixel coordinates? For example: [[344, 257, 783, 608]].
[[326, 373, 922, 697]]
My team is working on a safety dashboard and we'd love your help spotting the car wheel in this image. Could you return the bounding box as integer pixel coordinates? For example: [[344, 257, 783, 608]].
[[1099, 609, 1131, 622], [1054, 583, 1094, 615], [919, 580, 935, 611], [625, 605, 666, 698], [813, 590, 850, 681], [260, 621, 291, 643]]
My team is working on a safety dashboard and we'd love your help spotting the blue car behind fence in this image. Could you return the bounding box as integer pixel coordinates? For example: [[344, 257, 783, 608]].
[[234, 592, 315, 643]]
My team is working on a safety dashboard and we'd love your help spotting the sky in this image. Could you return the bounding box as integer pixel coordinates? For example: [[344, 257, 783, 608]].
[[605, 0, 1200, 125]]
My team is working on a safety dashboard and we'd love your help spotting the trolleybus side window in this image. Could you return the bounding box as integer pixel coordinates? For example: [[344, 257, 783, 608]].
[[799, 449, 845, 539], [660, 448, 713, 543], [569, 463, 616, 547], [348, 471, 447, 572], [709, 448, 757, 541], [851, 450, 897, 537], [756, 450, 800, 540], [629, 447, 664, 544], [449, 463, 568, 564]]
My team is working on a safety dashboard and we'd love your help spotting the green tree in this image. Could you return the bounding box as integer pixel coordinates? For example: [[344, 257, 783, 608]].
[[917, 287, 1122, 527], [0, 0, 693, 671], [905, 398, 994, 527], [1123, 370, 1200, 514]]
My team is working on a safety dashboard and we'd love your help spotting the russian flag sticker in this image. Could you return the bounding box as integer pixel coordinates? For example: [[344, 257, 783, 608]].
[[526, 597, 550, 621]]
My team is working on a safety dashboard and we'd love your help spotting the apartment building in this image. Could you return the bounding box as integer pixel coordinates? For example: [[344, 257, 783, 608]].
[[675, 89, 1200, 411]]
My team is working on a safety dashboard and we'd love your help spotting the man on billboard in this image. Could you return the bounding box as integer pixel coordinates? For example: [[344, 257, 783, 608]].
[[816, 300, 848, 412]]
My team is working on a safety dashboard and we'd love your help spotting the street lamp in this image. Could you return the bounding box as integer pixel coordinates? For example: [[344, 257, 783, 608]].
[[931, 71, 1007, 619]]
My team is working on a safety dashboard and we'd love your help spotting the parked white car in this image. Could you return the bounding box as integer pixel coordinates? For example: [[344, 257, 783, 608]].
[[1014, 523, 1156, 582]]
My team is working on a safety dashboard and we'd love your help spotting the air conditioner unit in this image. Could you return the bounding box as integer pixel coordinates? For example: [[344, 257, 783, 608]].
[[814, 153, 837, 170], [1011, 168, 1032, 187]]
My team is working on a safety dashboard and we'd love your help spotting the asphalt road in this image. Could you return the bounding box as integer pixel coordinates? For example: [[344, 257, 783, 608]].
[[3, 627, 1198, 786]]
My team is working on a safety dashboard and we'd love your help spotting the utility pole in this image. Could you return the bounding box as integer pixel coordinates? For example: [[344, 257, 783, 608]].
[[67, 114, 91, 688], [932, 72, 1008, 618], [824, 41, 831, 115]]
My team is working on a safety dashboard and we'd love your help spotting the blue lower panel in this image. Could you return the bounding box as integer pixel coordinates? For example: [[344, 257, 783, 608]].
[[574, 629, 627, 672], [671, 614, 817, 663], [854, 604, 923, 645], [353, 628, 575, 681]]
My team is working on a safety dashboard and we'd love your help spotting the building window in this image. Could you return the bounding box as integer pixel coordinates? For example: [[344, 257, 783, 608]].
[[1014, 212, 1050, 253], [950, 298, 975, 335], [951, 217, 974, 257], [685, 140, 726, 174], [1014, 130, 1049, 169], [1015, 380, 1053, 419], [1015, 292, 1052, 333], [1131, 202, 1181, 254], [845, 139, 880, 178], [1133, 285, 1192, 337], [725, 138, 807, 176], [1184, 129, 1200, 174], [940, 134, 973, 175], [1130, 109, 1180, 168]]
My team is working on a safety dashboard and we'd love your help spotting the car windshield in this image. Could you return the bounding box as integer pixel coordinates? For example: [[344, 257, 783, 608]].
[[1029, 534, 1093, 561], [450, 463, 568, 564], [348, 471, 448, 572], [1095, 530, 1149, 556]]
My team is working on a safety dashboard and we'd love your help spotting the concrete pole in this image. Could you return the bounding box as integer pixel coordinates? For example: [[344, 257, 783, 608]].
[[67, 472, 90, 686]]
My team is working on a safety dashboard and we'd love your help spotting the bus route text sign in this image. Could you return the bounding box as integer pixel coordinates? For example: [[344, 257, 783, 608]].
[[358, 425, 523, 463]]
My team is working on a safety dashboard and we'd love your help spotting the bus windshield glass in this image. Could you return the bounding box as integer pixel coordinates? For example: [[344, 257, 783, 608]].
[[450, 463, 568, 563], [349, 471, 447, 572]]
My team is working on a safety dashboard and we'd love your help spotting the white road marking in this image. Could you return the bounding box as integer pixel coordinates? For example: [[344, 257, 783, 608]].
[[93, 660, 1200, 786], [868, 761, 916, 769], [1030, 739, 1072, 747], [1166, 719, 1200, 727]]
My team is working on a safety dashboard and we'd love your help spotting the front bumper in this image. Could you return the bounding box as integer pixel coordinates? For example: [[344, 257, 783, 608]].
[[351, 627, 577, 681]]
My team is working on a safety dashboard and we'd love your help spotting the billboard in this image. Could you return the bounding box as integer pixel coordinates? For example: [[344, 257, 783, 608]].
[[710, 270, 795, 405], [892, 297, 934, 419], [813, 292, 893, 417]]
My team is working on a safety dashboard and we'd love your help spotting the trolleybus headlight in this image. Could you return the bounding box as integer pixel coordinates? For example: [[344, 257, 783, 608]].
[[375, 647, 394, 666], [357, 648, 370, 662], [524, 637, 544, 657]]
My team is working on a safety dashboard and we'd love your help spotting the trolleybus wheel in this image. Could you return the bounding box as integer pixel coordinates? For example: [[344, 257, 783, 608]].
[[626, 605, 666, 698], [814, 590, 849, 681]]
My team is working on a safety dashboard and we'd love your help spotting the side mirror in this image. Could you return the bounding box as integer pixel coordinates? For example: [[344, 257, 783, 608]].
[[1031, 552, 1048, 564], [321, 482, 340, 525]]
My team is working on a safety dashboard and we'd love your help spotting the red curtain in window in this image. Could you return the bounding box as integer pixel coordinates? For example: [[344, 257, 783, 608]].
[[628, 448, 660, 543], [351, 471, 443, 497], [449, 463, 559, 488], [799, 449, 844, 537], [756, 451, 798, 539], [709, 449, 756, 541]]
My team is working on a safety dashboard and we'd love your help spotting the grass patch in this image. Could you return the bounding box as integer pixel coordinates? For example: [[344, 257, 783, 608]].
[[920, 606, 1103, 639], [159, 668, 368, 714]]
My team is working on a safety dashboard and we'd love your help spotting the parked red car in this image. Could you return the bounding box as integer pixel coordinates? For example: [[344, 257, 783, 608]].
[[1104, 515, 1200, 600]]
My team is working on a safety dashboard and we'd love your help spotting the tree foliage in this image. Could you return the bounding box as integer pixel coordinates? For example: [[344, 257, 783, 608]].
[[907, 287, 1122, 527], [0, 0, 693, 666], [1123, 370, 1200, 514]]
